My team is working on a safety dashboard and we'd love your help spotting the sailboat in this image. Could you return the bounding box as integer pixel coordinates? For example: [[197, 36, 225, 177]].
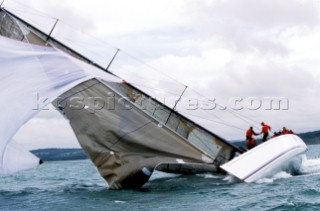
[[0, 7, 307, 189]]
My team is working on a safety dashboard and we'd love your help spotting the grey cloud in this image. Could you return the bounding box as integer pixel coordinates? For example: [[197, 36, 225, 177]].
[[183, 0, 320, 56], [8, 0, 97, 40], [42, 0, 96, 31], [14, 117, 80, 150], [233, 35, 290, 56], [6, 0, 319, 140], [105, 26, 203, 62], [205, 62, 317, 98], [213, 0, 319, 28], [187, 0, 320, 29]]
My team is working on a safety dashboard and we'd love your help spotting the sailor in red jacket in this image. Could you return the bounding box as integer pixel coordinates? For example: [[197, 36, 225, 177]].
[[246, 126, 259, 149], [260, 122, 271, 142]]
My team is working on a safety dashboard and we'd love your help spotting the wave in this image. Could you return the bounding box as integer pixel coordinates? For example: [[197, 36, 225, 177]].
[[256, 171, 293, 184]]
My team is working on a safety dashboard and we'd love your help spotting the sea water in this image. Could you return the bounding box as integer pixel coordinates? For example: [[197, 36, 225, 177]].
[[1, 145, 320, 211]]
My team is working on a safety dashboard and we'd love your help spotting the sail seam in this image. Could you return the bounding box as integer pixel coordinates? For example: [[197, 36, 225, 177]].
[[59, 81, 100, 103], [110, 121, 155, 149]]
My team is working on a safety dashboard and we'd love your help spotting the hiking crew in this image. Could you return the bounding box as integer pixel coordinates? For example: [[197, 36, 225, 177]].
[[244, 122, 297, 149]]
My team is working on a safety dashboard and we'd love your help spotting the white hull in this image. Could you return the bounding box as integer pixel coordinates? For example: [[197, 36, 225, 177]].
[[220, 134, 307, 182]]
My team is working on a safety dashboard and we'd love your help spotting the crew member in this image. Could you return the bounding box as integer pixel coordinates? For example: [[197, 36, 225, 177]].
[[282, 127, 289, 135], [246, 126, 258, 149], [288, 130, 295, 134], [260, 122, 271, 142], [272, 131, 279, 138], [246, 126, 259, 140]]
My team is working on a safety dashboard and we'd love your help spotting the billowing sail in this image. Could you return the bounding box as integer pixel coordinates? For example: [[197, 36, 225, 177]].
[[0, 27, 120, 175], [0, 8, 241, 189]]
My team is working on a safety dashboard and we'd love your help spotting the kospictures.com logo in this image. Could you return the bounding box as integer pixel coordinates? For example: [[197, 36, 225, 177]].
[[32, 93, 289, 113]]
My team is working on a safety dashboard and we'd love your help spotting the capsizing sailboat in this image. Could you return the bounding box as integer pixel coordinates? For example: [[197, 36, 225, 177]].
[[0, 7, 244, 189], [0, 6, 307, 189]]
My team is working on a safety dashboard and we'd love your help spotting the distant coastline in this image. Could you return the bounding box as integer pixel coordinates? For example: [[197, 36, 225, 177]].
[[31, 148, 87, 161], [298, 130, 320, 145]]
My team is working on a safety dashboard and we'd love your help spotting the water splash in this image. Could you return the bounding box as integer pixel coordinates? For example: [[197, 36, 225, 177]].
[[255, 154, 320, 183], [223, 175, 240, 183], [196, 173, 223, 179], [256, 171, 293, 184], [298, 155, 320, 175], [114, 200, 126, 204]]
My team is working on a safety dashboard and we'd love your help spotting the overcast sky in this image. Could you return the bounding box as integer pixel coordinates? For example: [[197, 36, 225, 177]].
[[4, 0, 320, 149]]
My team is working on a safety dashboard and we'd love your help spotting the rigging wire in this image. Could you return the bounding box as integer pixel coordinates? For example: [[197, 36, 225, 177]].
[[4, 7, 55, 20], [48, 30, 185, 95], [50, 32, 112, 59], [53, 15, 187, 86], [119, 50, 187, 86], [188, 88, 262, 129], [113, 70, 186, 87], [4, 5, 222, 95], [52, 21, 260, 131], [52, 31, 185, 87], [178, 111, 245, 131], [53, 35, 181, 86], [56, 19, 118, 49], [7, 2, 187, 86], [127, 83, 183, 96], [52, 18, 187, 86], [40, 28, 187, 98], [225, 109, 261, 130], [7, 1, 57, 19]]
